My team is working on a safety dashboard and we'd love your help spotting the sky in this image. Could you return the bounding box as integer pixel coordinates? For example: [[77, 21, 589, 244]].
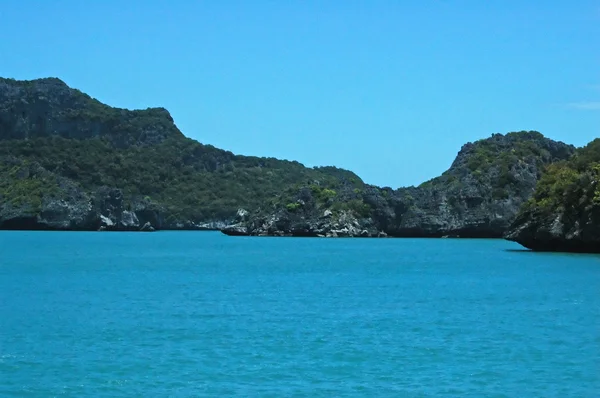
[[1, 1, 598, 188]]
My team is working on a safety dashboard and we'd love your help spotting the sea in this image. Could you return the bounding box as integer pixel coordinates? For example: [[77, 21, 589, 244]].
[[1, 231, 598, 397]]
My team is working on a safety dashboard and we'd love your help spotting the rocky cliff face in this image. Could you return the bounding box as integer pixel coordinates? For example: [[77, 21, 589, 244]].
[[371, 132, 575, 237], [505, 206, 600, 252], [505, 139, 600, 252], [0, 77, 181, 147], [224, 189, 385, 238], [225, 132, 575, 238], [0, 156, 163, 231]]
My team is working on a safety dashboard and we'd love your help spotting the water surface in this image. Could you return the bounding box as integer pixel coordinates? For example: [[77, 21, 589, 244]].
[[1, 232, 598, 396]]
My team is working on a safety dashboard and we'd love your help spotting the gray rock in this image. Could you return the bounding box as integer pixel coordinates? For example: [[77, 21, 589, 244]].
[[120, 211, 140, 229], [140, 222, 155, 232], [363, 133, 574, 238], [505, 206, 600, 253], [195, 221, 229, 230], [221, 224, 249, 236]]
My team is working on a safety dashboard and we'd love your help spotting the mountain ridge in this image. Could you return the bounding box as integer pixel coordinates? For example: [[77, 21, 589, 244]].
[[226, 131, 575, 238], [0, 77, 365, 230], [0, 77, 578, 240]]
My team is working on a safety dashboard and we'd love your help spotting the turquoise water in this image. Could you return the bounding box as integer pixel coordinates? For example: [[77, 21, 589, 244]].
[[0, 232, 598, 397]]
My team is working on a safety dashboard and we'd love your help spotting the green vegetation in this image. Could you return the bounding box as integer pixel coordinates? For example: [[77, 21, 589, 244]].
[[0, 78, 578, 229], [0, 136, 363, 221], [0, 77, 370, 222], [420, 131, 573, 198], [310, 186, 337, 203], [331, 199, 372, 218], [466, 132, 552, 173], [0, 77, 182, 146], [257, 166, 372, 219], [522, 138, 600, 215], [0, 160, 63, 213], [467, 131, 551, 172], [285, 202, 301, 212]]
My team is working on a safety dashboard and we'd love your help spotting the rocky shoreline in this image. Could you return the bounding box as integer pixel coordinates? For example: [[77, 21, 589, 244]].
[[2, 77, 598, 252], [504, 191, 600, 253], [220, 133, 577, 241], [0, 158, 230, 232]]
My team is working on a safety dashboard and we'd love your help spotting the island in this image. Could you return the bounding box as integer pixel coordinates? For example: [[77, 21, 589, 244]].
[[1, 77, 598, 252]]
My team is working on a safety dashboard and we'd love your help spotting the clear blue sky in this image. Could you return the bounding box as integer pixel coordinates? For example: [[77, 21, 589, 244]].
[[1, 1, 598, 187]]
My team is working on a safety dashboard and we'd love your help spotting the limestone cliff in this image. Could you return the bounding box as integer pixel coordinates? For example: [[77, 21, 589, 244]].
[[505, 139, 600, 252], [225, 132, 575, 238]]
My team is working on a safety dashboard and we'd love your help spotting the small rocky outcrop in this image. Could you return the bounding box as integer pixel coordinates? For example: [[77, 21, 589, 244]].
[[140, 222, 155, 232], [221, 208, 252, 236], [92, 187, 162, 231], [222, 184, 385, 237], [221, 225, 249, 236], [242, 208, 380, 238], [505, 138, 600, 252], [505, 207, 600, 252]]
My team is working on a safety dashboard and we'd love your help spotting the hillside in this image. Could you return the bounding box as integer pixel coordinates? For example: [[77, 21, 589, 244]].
[[0, 77, 577, 235], [381, 131, 575, 237], [226, 132, 575, 237], [505, 139, 600, 252], [0, 77, 363, 230]]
